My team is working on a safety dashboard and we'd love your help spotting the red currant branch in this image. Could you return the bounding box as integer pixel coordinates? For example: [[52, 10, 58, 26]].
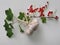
[[29, 15, 59, 20]]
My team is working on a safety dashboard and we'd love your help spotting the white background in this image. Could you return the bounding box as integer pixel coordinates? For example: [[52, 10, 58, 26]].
[[0, 0, 60, 45]]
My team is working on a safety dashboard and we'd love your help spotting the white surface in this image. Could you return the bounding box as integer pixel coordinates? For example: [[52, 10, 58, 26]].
[[0, 0, 60, 45]]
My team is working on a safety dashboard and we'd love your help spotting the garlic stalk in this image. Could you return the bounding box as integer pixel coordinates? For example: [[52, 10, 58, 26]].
[[25, 18, 38, 35]]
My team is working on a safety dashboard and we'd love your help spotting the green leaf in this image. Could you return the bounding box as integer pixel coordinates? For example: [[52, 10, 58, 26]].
[[7, 28, 13, 38], [4, 8, 14, 38], [19, 25, 24, 33], [4, 20, 9, 31], [18, 12, 30, 22], [5, 8, 13, 21], [41, 17, 46, 23], [4, 20, 13, 38], [18, 12, 25, 20]]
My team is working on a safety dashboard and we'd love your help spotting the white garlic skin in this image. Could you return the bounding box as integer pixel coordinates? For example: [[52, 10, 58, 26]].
[[25, 19, 38, 35]]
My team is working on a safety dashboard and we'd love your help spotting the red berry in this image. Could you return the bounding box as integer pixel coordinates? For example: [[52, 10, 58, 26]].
[[45, 5, 47, 8], [33, 8, 38, 12], [48, 11, 53, 16], [30, 5, 33, 8], [27, 9, 29, 10], [27, 5, 38, 13], [27, 13, 29, 15], [55, 16, 59, 20], [40, 13, 45, 17], [38, 8, 44, 13], [34, 8, 38, 11], [42, 6, 45, 9], [47, 1, 49, 4]]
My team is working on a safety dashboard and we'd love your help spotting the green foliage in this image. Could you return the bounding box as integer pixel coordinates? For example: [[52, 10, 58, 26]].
[[18, 12, 25, 20], [5, 8, 13, 21], [18, 12, 30, 22], [4, 20, 13, 38], [41, 17, 46, 23], [4, 8, 14, 38], [6, 28, 13, 38], [4, 20, 9, 31]]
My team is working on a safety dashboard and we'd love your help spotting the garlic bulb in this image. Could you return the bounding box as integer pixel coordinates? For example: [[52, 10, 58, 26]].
[[25, 18, 38, 35]]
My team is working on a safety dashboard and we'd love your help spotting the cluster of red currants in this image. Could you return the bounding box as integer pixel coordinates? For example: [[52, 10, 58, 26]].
[[27, 1, 59, 20]]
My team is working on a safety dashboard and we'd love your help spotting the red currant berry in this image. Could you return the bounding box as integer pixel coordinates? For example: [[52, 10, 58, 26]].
[[48, 11, 53, 16], [55, 16, 59, 20], [27, 13, 29, 15], [47, 1, 49, 4]]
